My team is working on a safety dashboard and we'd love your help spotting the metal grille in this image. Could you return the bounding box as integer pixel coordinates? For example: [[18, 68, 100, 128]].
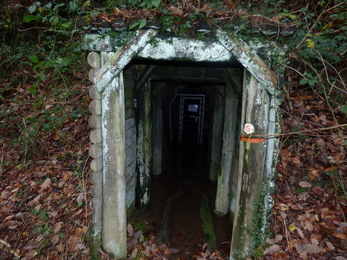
[[169, 87, 210, 147]]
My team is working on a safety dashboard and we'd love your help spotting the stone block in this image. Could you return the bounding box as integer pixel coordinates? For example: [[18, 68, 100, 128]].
[[87, 52, 101, 69], [90, 170, 102, 187], [92, 181, 103, 197], [90, 129, 102, 144], [89, 143, 103, 159], [88, 115, 102, 129], [90, 157, 103, 172], [89, 85, 102, 100], [89, 100, 102, 115], [88, 68, 98, 83]]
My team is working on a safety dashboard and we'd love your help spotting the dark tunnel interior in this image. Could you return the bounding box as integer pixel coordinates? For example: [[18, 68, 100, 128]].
[[128, 62, 243, 258]]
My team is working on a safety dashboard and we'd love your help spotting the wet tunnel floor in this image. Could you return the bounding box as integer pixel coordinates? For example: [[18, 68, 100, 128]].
[[130, 147, 232, 259]]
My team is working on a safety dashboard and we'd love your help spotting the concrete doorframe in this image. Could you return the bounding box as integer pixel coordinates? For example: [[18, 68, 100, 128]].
[[86, 29, 282, 259]]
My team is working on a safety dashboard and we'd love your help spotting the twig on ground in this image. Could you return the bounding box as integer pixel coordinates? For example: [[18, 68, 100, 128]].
[[0, 239, 20, 258]]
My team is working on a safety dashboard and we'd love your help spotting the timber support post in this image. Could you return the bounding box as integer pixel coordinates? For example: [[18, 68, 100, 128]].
[[136, 81, 153, 209]]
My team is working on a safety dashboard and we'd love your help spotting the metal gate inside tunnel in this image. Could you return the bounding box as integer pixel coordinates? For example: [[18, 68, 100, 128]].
[[85, 29, 282, 260], [169, 86, 211, 187]]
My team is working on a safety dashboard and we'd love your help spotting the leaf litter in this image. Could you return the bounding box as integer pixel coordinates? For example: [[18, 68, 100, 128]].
[[0, 48, 346, 260]]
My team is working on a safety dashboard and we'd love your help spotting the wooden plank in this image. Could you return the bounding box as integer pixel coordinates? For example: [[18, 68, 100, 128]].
[[125, 117, 135, 130], [126, 145, 136, 166], [215, 84, 237, 217], [125, 109, 135, 120]]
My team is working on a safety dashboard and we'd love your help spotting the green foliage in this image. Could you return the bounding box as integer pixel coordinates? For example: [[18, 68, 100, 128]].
[[129, 19, 147, 30], [125, 0, 161, 9]]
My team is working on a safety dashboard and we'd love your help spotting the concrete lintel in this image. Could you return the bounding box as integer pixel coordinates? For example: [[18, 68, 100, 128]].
[[138, 36, 235, 63]]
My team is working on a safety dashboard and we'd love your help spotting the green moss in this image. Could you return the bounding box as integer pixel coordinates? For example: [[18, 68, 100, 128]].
[[84, 231, 101, 260], [127, 201, 136, 219], [200, 195, 217, 251], [253, 245, 264, 258]]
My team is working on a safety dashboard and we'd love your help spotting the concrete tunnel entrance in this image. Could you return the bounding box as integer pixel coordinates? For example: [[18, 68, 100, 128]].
[[86, 29, 281, 259], [127, 61, 242, 255]]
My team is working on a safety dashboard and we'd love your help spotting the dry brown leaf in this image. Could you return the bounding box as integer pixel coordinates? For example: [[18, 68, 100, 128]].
[[39, 178, 52, 193], [24, 250, 38, 260], [299, 250, 307, 260], [54, 222, 63, 233], [263, 245, 281, 255], [299, 181, 312, 188], [68, 235, 80, 252], [325, 241, 335, 251], [308, 169, 320, 180], [164, 247, 171, 255], [130, 247, 138, 258], [127, 223, 134, 236], [275, 203, 289, 211], [266, 235, 283, 245], [296, 227, 304, 238], [332, 232, 347, 239], [295, 243, 326, 254], [304, 220, 314, 231]]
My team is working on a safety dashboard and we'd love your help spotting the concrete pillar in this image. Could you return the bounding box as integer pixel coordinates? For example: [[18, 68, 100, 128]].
[[209, 90, 224, 182], [101, 74, 127, 259], [136, 81, 153, 209]]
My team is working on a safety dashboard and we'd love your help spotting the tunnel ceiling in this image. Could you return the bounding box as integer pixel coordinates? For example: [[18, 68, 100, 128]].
[[150, 66, 227, 83]]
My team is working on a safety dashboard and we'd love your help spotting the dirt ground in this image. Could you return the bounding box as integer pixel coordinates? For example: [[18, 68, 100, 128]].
[[129, 146, 232, 260]]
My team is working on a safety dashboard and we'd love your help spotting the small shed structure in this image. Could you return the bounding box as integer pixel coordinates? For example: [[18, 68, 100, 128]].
[[85, 25, 284, 259]]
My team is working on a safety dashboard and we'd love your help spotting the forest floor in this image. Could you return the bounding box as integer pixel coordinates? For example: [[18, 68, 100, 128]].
[[0, 66, 347, 260]]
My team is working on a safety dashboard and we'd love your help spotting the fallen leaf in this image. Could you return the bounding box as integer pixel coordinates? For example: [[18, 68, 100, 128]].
[[127, 224, 134, 236], [275, 203, 289, 211], [325, 241, 335, 251], [299, 250, 307, 260], [264, 244, 281, 255], [54, 222, 63, 233], [169, 248, 180, 254], [39, 178, 52, 193], [266, 235, 283, 245], [332, 232, 347, 239], [296, 243, 326, 253], [299, 181, 312, 188]]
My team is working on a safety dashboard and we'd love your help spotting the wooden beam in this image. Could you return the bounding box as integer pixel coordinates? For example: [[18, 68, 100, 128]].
[[136, 81, 153, 209], [215, 83, 238, 217], [95, 29, 159, 92], [217, 30, 278, 95]]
